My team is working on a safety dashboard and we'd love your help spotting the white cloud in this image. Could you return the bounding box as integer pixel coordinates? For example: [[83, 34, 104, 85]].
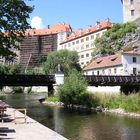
[[31, 16, 44, 29]]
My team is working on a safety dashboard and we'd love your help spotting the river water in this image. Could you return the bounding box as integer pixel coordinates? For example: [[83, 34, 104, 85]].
[[2, 93, 140, 140]]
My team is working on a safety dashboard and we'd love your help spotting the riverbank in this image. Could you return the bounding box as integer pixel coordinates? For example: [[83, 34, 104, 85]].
[[0, 107, 68, 140], [45, 92, 140, 119]]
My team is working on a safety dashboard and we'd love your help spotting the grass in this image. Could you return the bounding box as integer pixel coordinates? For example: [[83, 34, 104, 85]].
[[94, 93, 140, 113], [46, 93, 140, 113], [47, 95, 60, 102]]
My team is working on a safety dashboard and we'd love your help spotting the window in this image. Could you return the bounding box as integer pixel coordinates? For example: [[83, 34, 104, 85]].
[[133, 57, 136, 63], [68, 43, 71, 47], [91, 35, 94, 40], [130, 0, 134, 5], [86, 37, 89, 41], [114, 68, 117, 74], [86, 53, 89, 57], [81, 55, 84, 58], [131, 10, 135, 16], [92, 71, 94, 75], [97, 71, 100, 75], [72, 41, 75, 45], [76, 40, 79, 44], [86, 44, 89, 48], [81, 62, 84, 65], [81, 39, 84, 43]]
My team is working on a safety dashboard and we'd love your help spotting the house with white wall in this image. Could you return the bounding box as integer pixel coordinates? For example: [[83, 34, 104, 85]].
[[59, 19, 112, 67], [84, 50, 140, 76]]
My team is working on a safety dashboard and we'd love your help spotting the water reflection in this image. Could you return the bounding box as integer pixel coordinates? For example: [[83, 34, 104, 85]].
[[2, 93, 140, 140]]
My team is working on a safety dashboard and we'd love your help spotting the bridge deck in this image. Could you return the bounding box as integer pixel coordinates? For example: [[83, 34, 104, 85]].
[[0, 74, 140, 87], [0, 74, 55, 86], [84, 75, 140, 86]]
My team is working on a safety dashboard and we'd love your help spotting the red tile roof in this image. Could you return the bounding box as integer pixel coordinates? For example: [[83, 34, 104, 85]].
[[84, 54, 122, 70], [25, 23, 72, 36], [60, 19, 112, 44]]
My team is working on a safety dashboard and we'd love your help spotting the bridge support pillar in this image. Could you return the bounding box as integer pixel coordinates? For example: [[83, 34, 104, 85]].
[[48, 84, 54, 96], [53, 73, 64, 95], [55, 73, 64, 85]]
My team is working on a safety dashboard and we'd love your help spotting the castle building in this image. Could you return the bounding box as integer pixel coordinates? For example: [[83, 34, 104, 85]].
[[19, 24, 72, 68], [59, 19, 112, 67], [122, 0, 140, 23]]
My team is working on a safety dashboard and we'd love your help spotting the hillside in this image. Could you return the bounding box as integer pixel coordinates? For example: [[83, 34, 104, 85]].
[[93, 18, 140, 57]]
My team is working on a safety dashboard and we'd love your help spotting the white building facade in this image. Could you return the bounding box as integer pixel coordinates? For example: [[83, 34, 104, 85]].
[[122, 51, 140, 75], [59, 19, 112, 67], [84, 51, 140, 76]]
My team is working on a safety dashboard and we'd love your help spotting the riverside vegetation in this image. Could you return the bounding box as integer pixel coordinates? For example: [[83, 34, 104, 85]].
[[47, 70, 140, 114]]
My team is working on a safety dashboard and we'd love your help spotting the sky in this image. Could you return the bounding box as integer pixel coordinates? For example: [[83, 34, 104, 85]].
[[26, 0, 123, 30]]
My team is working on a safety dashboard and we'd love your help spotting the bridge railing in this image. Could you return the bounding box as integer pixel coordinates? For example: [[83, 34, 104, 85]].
[[83, 75, 140, 86]]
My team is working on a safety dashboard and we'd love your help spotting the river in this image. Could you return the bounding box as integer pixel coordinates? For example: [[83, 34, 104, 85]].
[[2, 93, 140, 140]]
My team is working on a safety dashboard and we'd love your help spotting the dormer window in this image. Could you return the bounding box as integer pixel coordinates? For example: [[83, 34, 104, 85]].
[[111, 57, 117, 61], [97, 60, 102, 64]]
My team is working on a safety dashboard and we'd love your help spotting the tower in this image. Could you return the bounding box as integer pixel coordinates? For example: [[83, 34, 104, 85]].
[[122, 0, 140, 23]]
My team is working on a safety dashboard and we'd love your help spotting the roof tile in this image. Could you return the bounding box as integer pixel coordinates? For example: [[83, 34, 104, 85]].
[[84, 54, 122, 70]]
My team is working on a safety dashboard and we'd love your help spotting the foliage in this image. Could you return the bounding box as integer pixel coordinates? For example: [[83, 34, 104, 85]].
[[57, 70, 99, 108], [43, 50, 81, 75], [0, 0, 33, 58], [47, 95, 60, 102], [0, 64, 22, 74], [94, 93, 140, 113], [25, 67, 45, 75], [93, 22, 137, 57], [77, 92, 99, 107]]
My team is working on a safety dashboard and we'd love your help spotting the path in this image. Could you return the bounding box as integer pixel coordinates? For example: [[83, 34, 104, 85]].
[[0, 108, 68, 140]]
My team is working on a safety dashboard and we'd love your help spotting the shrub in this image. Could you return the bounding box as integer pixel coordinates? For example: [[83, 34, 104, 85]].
[[78, 92, 99, 108], [58, 70, 87, 108]]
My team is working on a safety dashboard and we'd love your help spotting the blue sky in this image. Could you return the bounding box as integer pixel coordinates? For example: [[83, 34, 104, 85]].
[[27, 0, 123, 30]]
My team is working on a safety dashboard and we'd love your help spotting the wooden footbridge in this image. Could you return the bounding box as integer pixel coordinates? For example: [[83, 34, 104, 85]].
[[0, 74, 55, 86], [0, 74, 140, 87]]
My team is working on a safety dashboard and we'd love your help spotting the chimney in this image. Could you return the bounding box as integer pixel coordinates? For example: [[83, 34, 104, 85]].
[[105, 18, 110, 22], [96, 21, 100, 25], [48, 25, 50, 29]]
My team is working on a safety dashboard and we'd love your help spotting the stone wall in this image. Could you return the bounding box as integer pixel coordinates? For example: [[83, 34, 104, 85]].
[[20, 34, 57, 68]]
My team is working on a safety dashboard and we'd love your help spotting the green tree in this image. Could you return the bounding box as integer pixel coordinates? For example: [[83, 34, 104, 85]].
[[57, 70, 99, 108], [58, 70, 87, 108], [0, 64, 22, 74], [43, 50, 81, 75], [0, 0, 33, 58]]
